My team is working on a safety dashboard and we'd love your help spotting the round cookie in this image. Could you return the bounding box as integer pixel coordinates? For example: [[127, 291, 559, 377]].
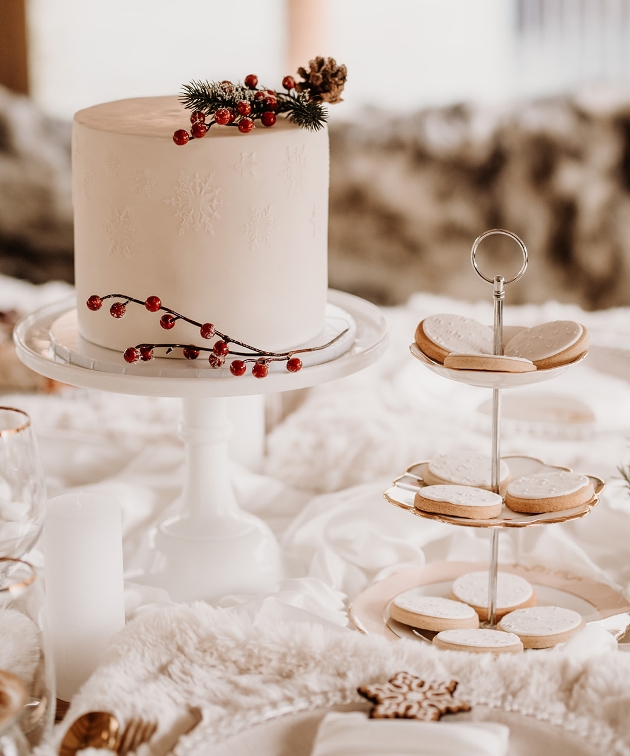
[[389, 591, 480, 632], [498, 606, 584, 648], [443, 354, 536, 373], [414, 314, 493, 364], [504, 321, 589, 369], [451, 571, 536, 621], [433, 628, 523, 654], [505, 470, 594, 514], [423, 451, 510, 492], [414, 485, 503, 520]]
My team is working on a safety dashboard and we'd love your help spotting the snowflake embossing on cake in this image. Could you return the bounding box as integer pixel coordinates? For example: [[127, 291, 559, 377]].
[[164, 169, 226, 235], [357, 672, 471, 721]]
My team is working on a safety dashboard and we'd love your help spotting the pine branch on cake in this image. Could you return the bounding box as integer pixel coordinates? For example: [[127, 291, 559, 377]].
[[173, 57, 345, 143], [86, 294, 348, 378], [619, 463, 630, 494]]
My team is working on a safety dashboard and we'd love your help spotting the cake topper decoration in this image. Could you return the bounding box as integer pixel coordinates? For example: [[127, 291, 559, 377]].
[[86, 294, 348, 378], [173, 56, 347, 144], [357, 672, 471, 721]]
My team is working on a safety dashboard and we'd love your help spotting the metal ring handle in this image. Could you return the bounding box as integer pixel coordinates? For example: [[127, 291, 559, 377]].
[[471, 229, 528, 285]]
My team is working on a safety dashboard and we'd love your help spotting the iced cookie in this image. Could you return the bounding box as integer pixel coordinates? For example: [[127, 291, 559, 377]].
[[389, 591, 480, 632], [450, 571, 536, 621], [423, 451, 510, 492], [433, 628, 523, 654], [414, 485, 503, 520], [505, 470, 594, 514], [498, 606, 584, 648], [443, 354, 536, 373], [504, 321, 589, 369], [414, 314, 493, 364]]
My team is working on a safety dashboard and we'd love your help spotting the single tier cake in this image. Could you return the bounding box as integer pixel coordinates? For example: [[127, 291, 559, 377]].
[[73, 96, 329, 353]]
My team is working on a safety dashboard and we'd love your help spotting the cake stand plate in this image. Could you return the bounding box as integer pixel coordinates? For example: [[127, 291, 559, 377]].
[[15, 290, 388, 603], [384, 455, 604, 528]]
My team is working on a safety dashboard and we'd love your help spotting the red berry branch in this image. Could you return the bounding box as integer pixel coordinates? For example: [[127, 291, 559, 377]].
[[172, 57, 347, 143], [86, 294, 348, 378]]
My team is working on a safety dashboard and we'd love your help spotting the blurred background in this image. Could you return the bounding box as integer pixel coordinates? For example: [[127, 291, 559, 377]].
[[3, 0, 630, 307]]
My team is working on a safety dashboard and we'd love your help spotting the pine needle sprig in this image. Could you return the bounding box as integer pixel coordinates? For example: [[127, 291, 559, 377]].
[[618, 463, 630, 494], [279, 92, 328, 131]]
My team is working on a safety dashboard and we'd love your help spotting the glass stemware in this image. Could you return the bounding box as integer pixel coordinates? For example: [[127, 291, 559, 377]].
[[0, 408, 46, 559], [0, 558, 54, 747]]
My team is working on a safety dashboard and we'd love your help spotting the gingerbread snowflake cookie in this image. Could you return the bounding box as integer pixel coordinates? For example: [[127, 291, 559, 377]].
[[415, 485, 503, 520], [415, 314, 493, 364], [357, 672, 470, 720], [423, 451, 510, 491], [505, 470, 594, 514]]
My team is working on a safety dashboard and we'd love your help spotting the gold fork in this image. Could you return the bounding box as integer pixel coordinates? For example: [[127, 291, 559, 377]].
[[115, 718, 158, 756]]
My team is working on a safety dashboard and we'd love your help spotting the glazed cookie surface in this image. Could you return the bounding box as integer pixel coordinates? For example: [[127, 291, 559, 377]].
[[505, 470, 594, 514], [433, 628, 523, 654], [504, 321, 589, 369], [390, 591, 479, 632], [498, 606, 584, 648], [423, 451, 510, 491], [443, 354, 536, 373], [450, 571, 536, 620], [414, 485, 503, 520], [415, 314, 493, 364]]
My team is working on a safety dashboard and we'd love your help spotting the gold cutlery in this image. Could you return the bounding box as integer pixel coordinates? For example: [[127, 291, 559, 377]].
[[59, 712, 157, 756]]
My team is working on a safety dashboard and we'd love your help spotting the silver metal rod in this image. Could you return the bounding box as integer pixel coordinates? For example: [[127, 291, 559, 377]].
[[487, 528, 500, 627]]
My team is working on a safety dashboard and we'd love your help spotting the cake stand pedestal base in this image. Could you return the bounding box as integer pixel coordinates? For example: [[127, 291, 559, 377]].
[[138, 396, 283, 603]]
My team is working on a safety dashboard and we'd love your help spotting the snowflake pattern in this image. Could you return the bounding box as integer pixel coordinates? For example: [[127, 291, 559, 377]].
[[243, 205, 276, 250], [164, 169, 225, 235], [131, 167, 157, 196], [280, 145, 307, 194], [104, 208, 135, 258], [357, 672, 470, 721], [105, 150, 121, 178], [235, 152, 257, 179]]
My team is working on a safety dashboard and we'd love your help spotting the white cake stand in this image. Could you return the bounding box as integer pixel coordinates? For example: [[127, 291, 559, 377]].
[[14, 289, 388, 603]]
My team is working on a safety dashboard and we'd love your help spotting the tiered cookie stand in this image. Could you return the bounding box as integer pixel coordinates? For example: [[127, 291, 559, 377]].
[[14, 289, 388, 603], [384, 229, 604, 628]]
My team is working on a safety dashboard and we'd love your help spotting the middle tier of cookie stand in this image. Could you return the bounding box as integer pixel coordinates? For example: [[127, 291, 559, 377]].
[[14, 289, 388, 604], [390, 230, 598, 629]]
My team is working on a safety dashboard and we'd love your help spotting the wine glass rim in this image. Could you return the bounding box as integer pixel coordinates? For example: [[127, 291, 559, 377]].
[[0, 407, 30, 436], [0, 557, 36, 592]]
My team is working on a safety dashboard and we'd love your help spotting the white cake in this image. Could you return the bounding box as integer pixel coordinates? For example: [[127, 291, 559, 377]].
[[73, 96, 329, 354]]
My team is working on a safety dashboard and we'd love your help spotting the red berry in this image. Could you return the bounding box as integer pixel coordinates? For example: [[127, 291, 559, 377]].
[[252, 361, 269, 379], [190, 110, 205, 123], [160, 313, 176, 330], [236, 100, 251, 116], [221, 80, 233, 91], [200, 323, 216, 339], [264, 95, 277, 111], [254, 91, 266, 101], [227, 109, 237, 123], [282, 75, 295, 90], [261, 111, 276, 127], [214, 108, 231, 125], [124, 347, 140, 363], [183, 346, 200, 360], [110, 302, 126, 318], [208, 353, 225, 368], [286, 357, 302, 372], [173, 129, 189, 145], [86, 295, 102, 311], [238, 118, 254, 134], [244, 74, 258, 89], [230, 359, 247, 376], [191, 121, 207, 139], [144, 295, 161, 312], [140, 346, 154, 361], [213, 340, 229, 356]]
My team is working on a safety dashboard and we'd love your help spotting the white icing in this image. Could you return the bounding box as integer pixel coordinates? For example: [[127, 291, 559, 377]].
[[428, 451, 509, 487], [499, 606, 582, 636], [436, 628, 521, 647], [422, 314, 493, 355], [504, 321, 582, 361], [419, 485, 503, 507], [73, 96, 329, 353], [451, 571, 533, 609], [392, 593, 477, 620], [507, 471, 590, 500]]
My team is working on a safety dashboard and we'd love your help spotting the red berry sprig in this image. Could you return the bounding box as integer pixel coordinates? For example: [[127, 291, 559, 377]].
[[86, 293, 348, 377]]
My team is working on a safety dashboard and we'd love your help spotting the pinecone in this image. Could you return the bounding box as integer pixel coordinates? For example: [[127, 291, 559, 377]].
[[296, 57, 347, 104]]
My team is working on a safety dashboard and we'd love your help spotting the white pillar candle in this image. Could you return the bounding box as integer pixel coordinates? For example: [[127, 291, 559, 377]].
[[44, 492, 125, 702]]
